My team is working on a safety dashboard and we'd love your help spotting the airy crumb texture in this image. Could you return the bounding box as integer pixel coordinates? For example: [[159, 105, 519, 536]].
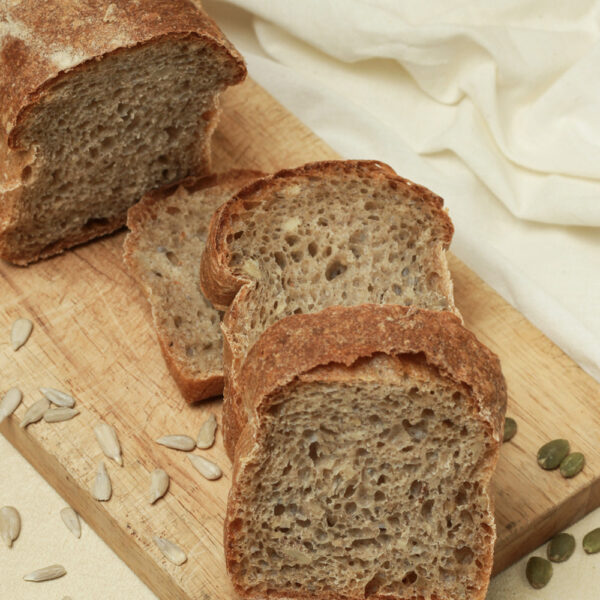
[[225, 305, 507, 600], [0, 0, 245, 264], [124, 170, 263, 402]]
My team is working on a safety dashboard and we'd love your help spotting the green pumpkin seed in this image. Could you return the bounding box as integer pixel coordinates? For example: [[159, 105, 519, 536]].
[[583, 528, 600, 554], [503, 417, 517, 443], [526, 556, 553, 589], [537, 439, 570, 470], [560, 452, 585, 478], [547, 533, 575, 562]]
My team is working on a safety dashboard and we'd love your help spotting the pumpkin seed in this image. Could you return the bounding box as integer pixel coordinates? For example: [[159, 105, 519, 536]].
[[547, 532, 575, 562], [23, 564, 66, 582], [92, 461, 112, 501], [188, 454, 222, 480], [19, 398, 50, 428], [560, 452, 585, 478], [537, 439, 570, 470], [525, 556, 553, 589], [156, 435, 196, 452], [11, 318, 33, 351], [94, 422, 123, 466], [0, 387, 22, 423], [153, 536, 187, 565], [503, 417, 517, 443], [583, 528, 600, 554], [60, 507, 81, 539], [40, 387, 75, 408], [43, 407, 80, 423], [196, 414, 217, 449], [149, 469, 169, 505], [0, 506, 21, 548]]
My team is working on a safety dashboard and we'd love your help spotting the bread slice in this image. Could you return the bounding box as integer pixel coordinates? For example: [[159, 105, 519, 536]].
[[0, 0, 246, 265], [123, 170, 263, 402], [200, 160, 458, 456], [225, 304, 507, 600]]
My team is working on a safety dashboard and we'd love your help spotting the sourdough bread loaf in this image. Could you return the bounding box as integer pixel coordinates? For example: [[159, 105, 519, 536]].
[[225, 304, 507, 600], [199, 160, 458, 456], [124, 170, 262, 402], [0, 0, 246, 265]]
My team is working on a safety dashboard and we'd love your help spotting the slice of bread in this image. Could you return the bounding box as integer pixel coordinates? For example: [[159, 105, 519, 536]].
[[225, 304, 507, 600], [200, 160, 458, 456], [0, 0, 246, 265], [124, 171, 262, 402]]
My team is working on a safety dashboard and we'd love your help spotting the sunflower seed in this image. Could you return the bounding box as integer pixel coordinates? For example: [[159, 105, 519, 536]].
[[40, 387, 76, 408], [188, 454, 222, 480], [525, 556, 553, 589], [560, 452, 585, 478], [60, 507, 81, 539], [0, 387, 22, 423], [537, 439, 570, 470], [19, 398, 50, 428], [149, 469, 169, 505], [11, 318, 33, 351], [156, 435, 196, 452], [94, 423, 122, 466], [92, 461, 112, 501], [43, 407, 80, 423], [152, 536, 187, 565], [503, 417, 517, 443], [23, 564, 66, 582], [0, 506, 21, 548], [547, 532, 575, 562], [196, 414, 217, 449], [583, 528, 600, 554]]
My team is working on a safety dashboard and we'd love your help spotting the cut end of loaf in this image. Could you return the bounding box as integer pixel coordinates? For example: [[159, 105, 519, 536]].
[[226, 354, 497, 600]]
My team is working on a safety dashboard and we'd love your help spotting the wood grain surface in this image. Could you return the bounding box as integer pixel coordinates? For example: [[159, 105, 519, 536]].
[[1, 79, 599, 600]]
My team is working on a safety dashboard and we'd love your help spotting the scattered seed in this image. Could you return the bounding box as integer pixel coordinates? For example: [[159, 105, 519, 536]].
[[526, 556, 553, 589], [94, 423, 123, 466], [0, 506, 21, 548], [40, 387, 76, 408], [503, 417, 517, 443], [11, 318, 33, 351], [156, 435, 196, 452], [583, 528, 600, 554], [23, 564, 66, 582], [188, 454, 222, 480], [149, 469, 169, 505], [560, 452, 585, 478], [537, 439, 570, 470], [0, 387, 22, 423], [60, 507, 81, 539], [196, 414, 217, 449], [19, 398, 50, 428], [153, 536, 187, 565], [547, 532, 575, 562], [43, 407, 80, 423], [92, 461, 112, 501]]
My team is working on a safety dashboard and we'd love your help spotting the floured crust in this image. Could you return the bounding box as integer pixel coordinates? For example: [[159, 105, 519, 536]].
[[124, 170, 264, 403], [225, 305, 507, 600], [200, 160, 454, 310]]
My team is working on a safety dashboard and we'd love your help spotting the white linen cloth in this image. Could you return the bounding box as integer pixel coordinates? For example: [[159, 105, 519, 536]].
[[206, 0, 600, 382]]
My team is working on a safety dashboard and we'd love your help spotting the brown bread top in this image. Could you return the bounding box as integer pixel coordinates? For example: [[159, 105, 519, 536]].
[[0, 0, 246, 142], [233, 304, 507, 456], [200, 159, 454, 310]]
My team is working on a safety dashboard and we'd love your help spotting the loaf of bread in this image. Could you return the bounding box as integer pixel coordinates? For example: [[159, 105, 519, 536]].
[[124, 170, 262, 402], [225, 304, 507, 600], [200, 160, 458, 456], [0, 0, 246, 265]]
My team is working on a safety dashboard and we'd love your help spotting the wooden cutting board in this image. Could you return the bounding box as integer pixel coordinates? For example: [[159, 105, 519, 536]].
[[1, 79, 599, 600]]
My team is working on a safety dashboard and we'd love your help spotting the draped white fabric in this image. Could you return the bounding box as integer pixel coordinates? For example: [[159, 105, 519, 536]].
[[206, 0, 600, 381]]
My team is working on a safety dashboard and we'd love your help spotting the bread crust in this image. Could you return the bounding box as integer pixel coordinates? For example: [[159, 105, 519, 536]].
[[124, 170, 264, 403], [225, 305, 507, 600], [0, 0, 247, 264]]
